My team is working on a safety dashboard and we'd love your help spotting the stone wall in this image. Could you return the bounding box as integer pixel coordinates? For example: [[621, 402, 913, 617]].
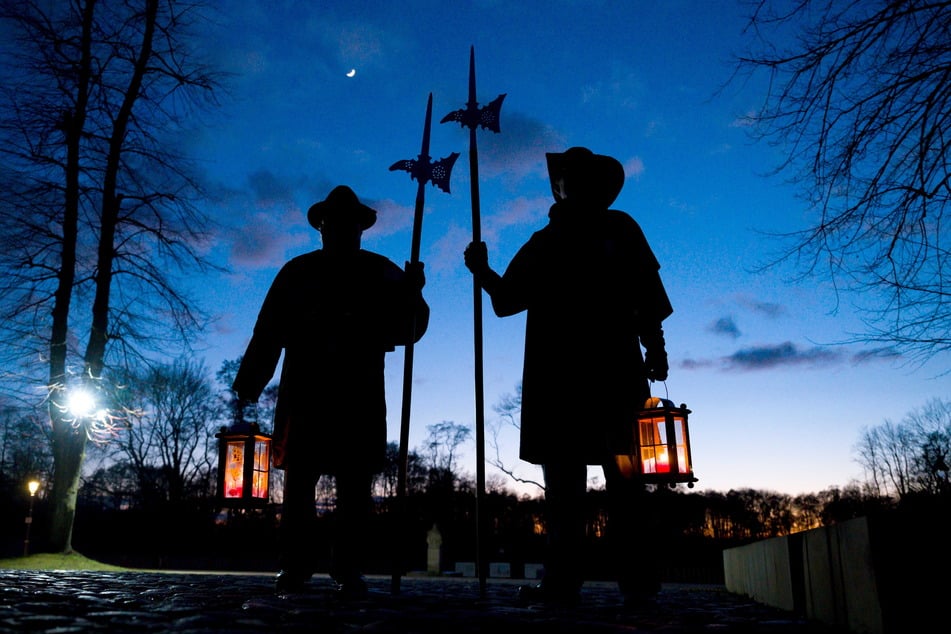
[[723, 510, 949, 634]]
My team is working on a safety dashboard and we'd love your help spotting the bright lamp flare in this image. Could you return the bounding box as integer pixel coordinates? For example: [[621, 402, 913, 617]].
[[67, 389, 96, 418]]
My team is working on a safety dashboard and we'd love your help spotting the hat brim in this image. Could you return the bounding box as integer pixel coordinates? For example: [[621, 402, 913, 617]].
[[307, 188, 377, 231], [546, 148, 625, 208]]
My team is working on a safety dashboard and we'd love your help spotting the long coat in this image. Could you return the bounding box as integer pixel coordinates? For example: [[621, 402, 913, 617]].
[[486, 204, 672, 465], [232, 249, 429, 474]]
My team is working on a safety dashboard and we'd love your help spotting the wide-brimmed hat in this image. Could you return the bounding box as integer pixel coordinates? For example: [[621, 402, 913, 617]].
[[545, 147, 625, 208], [307, 185, 377, 231]]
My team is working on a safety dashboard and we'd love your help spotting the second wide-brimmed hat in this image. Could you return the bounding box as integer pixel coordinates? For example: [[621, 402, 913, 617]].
[[545, 147, 625, 208], [307, 185, 377, 230]]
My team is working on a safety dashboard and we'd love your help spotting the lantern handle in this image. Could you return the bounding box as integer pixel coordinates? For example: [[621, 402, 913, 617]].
[[647, 380, 669, 402]]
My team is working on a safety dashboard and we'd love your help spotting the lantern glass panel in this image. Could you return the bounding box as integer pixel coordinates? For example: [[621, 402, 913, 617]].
[[224, 440, 245, 498], [638, 415, 669, 474], [251, 439, 270, 499], [673, 417, 690, 474]]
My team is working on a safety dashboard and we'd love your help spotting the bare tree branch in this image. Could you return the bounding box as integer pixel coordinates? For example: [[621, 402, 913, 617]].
[[733, 0, 951, 362]]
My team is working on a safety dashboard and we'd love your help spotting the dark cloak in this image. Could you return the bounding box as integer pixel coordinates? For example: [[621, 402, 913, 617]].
[[233, 249, 429, 473], [487, 204, 672, 465]]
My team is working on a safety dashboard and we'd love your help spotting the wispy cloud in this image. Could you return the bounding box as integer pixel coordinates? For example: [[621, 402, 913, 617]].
[[680, 357, 715, 370], [428, 223, 471, 275], [850, 347, 902, 364], [580, 67, 645, 111], [247, 169, 297, 207], [368, 197, 414, 237], [211, 169, 314, 269], [475, 111, 567, 183], [678, 341, 904, 372], [228, 206, 310, 269], [483, 195, 550, 241], [724, 341, 839, 370], [624, 156, 645, 179], [735, 295, 785, 318], [709, 316, 741, 339]]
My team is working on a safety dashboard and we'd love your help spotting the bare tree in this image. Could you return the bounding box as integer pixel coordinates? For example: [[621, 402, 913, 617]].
[[487, 383, 545, 492], [0, 0, 223, 551], [214, 357, 278, 432], [856, 419, 919, 497], [418, 420, 472, 495], [79, 459, 137, 511], [815, 483, 894, 524], [789, 492, 823, 532], [111, 358, 221, 506], [734, 0, 951, 361], [0, 401, 53, 493], [855, 398, 951, 498], [422, 421, 471, 475], [373, 441, 427, 499], [903, 398, 951, 494]]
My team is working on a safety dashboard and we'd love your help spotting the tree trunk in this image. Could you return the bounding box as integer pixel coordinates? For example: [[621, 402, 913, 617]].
[[48, 417, 87, 553], [85, 0, 157, 378], [46, 0, 96, 554]]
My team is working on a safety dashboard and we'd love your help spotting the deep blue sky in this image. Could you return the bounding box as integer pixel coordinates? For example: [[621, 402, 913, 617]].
[[180, 0, 950, 496]]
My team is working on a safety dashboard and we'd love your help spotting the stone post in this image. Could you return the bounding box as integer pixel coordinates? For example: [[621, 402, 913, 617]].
[[426, 523, 443, 575]]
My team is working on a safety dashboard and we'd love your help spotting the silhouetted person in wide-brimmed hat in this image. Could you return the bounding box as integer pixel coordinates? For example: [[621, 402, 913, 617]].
[[465, 147, 673, 608], [233, 185, 429, 597]]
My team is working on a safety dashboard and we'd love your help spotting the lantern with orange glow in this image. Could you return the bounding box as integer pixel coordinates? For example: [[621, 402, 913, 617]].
[[215, 422, 272, 508], [616, 397, 697, 488]]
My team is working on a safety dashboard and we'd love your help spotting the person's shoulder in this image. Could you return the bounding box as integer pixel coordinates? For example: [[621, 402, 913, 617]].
[[357, 250, 405, 277], [270, 250, 326, 280], [357, 249, 389, 261], [606, 208, 647, 235], [281, 249, 322, 268], [606, 208, 639, 227], [357, 249, 400, 266]]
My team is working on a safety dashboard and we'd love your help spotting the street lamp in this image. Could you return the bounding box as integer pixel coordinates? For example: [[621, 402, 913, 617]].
[[24, 479, 40, 556]]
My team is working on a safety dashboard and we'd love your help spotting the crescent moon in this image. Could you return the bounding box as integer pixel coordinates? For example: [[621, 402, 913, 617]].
[[346, 68, 356, 78]]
